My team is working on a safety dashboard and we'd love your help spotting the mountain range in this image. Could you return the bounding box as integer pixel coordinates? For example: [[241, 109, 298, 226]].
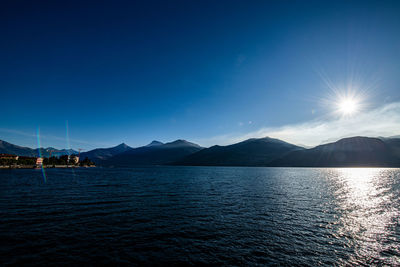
[[0, 140, 78, 157], [1, 136, 400, 167], [101, 140, 203, 166], [270, 136, 400, 167], [79, 143, 132, 163], [174, 137, 304, 166]]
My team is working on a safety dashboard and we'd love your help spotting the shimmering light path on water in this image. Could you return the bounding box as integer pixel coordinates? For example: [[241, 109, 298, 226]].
[[0, 167, 399, 265]]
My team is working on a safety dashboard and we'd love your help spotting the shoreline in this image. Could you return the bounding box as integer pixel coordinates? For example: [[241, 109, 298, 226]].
[[0, 165, 96, 169]]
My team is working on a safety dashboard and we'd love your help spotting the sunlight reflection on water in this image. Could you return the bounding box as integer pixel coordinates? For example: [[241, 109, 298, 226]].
[[333, 168, 400, 265]]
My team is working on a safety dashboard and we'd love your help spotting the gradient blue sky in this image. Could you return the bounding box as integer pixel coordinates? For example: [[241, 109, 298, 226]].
[[1, 0, 400, 150]]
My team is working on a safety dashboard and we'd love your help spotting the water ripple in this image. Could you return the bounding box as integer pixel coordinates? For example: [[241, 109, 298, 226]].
[[0, 167, 399, 265]]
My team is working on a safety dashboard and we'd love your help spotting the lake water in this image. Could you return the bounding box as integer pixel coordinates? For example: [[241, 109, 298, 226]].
[[0, 167, 399, 265]]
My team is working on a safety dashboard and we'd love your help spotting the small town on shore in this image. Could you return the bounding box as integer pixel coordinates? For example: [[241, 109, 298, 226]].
[[0, 153, 95, 169]]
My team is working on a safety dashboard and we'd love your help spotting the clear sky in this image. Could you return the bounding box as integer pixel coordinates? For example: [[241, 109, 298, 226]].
[[1, 0, 400, 150]]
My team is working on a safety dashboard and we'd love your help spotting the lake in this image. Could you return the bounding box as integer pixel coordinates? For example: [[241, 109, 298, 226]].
[[0, 167, 399, 265]]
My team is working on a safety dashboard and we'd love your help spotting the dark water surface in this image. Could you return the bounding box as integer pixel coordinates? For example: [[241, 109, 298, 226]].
[[0, 167, 399, 266]]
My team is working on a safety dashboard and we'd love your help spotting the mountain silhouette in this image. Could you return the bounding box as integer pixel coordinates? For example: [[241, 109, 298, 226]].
[[0, 139, 78, 157], [80, 143, 133, 163], [174, 137, 304, 166], [270, 136, 400, 167], [2, 136, 400, 167], [146, 140, 164, 147], [103, 140, 203, 166], [0, 139, 37, 157]]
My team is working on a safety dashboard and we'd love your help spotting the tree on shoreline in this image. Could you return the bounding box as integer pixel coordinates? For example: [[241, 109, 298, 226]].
[[79, 157, 95, 166], [1, 155, 94, 167]]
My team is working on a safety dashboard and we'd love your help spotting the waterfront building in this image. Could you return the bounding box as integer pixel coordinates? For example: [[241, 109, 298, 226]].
[[0, 154, 19, 160], [36, 157, 43, 167]]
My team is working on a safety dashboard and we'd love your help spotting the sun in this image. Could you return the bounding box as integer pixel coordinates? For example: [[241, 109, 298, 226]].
[[338, 98, 358, 115]]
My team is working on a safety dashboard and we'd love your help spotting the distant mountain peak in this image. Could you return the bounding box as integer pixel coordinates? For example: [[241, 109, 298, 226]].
[[333, 136, 381, 146], [116, 143, 129, 148], [114, 143, 132, 151], [241, 136, 291, 145], [171, 139, 187, 144], [146, 140, 164, 147], [78, 142, 132, 163], [165, 139, 202, 148], [258, 136, 284, 142]]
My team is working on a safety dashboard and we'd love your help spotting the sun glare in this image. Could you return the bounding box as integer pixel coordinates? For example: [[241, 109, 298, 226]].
[[338, 98, 358, 115]]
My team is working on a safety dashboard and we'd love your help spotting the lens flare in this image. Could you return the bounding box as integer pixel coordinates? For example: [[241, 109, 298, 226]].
[[36, 127, 47, 183], [65, 120, 71, 155], [65, 120, 76, 178]]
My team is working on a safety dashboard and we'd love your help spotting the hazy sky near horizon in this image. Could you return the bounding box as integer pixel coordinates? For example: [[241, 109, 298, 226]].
[[1, 0, 400, 150]]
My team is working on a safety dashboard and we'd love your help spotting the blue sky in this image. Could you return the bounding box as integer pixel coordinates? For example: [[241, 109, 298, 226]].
[[1, 0, 400, 150]]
